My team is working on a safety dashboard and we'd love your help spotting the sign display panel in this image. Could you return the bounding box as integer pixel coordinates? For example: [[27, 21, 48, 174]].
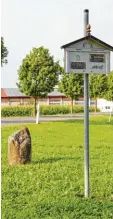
[[89, 54, 105, 63], [70, 62, 86, 69]]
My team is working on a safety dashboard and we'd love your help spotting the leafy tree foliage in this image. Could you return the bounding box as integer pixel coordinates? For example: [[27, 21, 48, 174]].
[[58, 73, 83, 113], [105, 71, 113, 101], [89, 74, 108, 111], [1, 37, 8, 66], [17, 47, 62, 115]]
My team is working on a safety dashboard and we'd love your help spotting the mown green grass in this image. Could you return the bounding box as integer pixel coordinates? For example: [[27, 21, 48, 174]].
[[1, 116, 113, 219]]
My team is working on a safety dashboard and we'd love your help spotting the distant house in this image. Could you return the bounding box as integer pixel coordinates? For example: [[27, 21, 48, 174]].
[[1, 88, 30, 106], [1, 88, 97, 107], [1, 88, 71, 106], [97, 99, 113, 112]]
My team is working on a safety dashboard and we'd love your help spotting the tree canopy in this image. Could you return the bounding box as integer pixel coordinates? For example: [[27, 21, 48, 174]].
[[17, 46, 62, 114], [1, 37, 8, 66], [89, 74, 108, 111], [105, 71, 113, 101], [58, 73, 83, 113]]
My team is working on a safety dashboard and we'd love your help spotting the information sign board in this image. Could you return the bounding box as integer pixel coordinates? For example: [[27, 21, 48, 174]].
[[65, 49, 110, 74]]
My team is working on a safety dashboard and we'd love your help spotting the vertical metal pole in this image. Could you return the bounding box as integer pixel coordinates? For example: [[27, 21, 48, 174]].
[[84, 9, 90, 197]]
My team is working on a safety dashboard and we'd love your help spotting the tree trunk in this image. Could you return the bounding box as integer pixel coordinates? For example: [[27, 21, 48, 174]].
[[71, 98, 73, 114], [34, 97, 37, 116]]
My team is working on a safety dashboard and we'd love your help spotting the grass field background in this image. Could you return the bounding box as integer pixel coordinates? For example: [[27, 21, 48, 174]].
[[1, 116, 113, 219]]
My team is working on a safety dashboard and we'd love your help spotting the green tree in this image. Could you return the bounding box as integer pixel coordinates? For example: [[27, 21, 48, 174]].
[[105, 71, 113, 101], [17, 47, 62, 115], [58, 73, 83, 114], [1, 37, 8, 66], [89, 74, 108, 112]]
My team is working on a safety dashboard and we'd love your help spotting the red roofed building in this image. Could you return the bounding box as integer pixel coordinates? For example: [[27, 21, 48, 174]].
[[1, 88, 9, 104], [1, 88, 7, 98], [1, 88, 72, 106], [1, 88, 31, 106], [1, 88, 94, 106]]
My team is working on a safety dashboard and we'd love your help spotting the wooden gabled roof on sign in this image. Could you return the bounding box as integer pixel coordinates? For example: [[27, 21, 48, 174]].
[[61, 35, 113, 51]]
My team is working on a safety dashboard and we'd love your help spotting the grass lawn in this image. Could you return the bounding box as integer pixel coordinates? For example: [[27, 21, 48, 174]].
[[1, 116, 113, 219]]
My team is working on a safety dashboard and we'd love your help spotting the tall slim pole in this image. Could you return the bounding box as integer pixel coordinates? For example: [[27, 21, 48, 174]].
[[84, 9, 90, 197]]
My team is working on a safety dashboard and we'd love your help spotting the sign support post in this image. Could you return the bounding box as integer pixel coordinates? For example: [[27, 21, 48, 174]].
[[84, 9, 90, 197]]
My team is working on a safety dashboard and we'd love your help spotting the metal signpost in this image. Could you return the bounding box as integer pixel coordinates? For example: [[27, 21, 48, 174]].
[[61, 9, 113, 198], [84, 9, 89, 197]]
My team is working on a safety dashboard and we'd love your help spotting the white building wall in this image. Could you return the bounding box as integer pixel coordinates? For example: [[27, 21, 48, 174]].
[[97, 98, 113, 112]]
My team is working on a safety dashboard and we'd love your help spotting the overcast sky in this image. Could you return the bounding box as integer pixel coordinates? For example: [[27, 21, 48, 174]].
[[1, 0, 113, 88]]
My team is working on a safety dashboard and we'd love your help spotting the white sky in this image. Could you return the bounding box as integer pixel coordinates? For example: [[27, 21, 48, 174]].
[[1, 0, 113, 88]]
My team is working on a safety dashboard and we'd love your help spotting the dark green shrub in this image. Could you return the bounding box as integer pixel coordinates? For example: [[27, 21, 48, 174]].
[[1, 106, 34, 117], [72, 106, 84, 113], [1, 105, 100, 117], [40, 105, 70, 115], [89, 106, 100, 112]]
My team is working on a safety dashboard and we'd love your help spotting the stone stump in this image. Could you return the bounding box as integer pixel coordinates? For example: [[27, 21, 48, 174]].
[[8, 127, 31, 165]]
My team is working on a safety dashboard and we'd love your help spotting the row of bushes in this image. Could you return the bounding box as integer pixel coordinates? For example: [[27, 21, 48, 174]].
[[1, 106, 33, 117], [1, 105, 99, 117], [40, 105, 98, 115]]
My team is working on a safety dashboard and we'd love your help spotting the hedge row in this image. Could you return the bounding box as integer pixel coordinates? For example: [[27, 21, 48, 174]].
[[40, 105, 98, 115], [1, 106, 33, 117], [1, 105, 99, 117]]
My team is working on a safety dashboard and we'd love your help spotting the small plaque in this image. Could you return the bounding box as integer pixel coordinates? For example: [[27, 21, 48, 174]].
[[70, 62, 86, 69], [90, 54, 105, 63]]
